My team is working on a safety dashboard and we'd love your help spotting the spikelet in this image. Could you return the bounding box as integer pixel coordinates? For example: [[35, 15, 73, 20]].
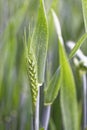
[[26, 53, 38, 110]]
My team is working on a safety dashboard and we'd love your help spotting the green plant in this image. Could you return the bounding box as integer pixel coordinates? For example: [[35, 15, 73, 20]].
[[0, 0, 87, 130]]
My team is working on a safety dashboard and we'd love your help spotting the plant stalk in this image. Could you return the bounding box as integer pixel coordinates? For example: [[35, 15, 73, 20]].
[[83, 74, 87, 130], [32, 87, 40, 130], [41, 105, 51, 130], [35, 87, 40, 130]]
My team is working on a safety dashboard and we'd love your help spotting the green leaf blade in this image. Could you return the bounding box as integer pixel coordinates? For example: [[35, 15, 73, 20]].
[[59, 41, 78, 130], [44, 67, 61, 105], [52, 10, 78, 130], [69, 33, 87, 59], [82, 0, 87, 32], [30, 0, 48, 83]]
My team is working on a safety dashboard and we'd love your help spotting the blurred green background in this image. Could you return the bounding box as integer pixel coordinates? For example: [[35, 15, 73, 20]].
[[0, 0, 86, 129]]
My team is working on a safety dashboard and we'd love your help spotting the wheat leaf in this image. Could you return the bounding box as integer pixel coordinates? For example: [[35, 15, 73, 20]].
[[69, 33, 87, 59], [44, 67, 61, 105], [82, 0, 87, 32], [52, 10, 78, 130], [30, 0, 48, 84], [59, 39, 78, 130]]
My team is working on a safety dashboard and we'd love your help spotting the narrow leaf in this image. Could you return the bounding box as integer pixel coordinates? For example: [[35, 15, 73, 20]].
[[51, 9, 64, 45], [69, 33, 87, 59], [43, 9, 63, 105], [52, 10, 78, 130], [30, 0, 48, 83], [59, 40, 78, 130], [82, 0, 87, 32], [44, 67, 61, 105]]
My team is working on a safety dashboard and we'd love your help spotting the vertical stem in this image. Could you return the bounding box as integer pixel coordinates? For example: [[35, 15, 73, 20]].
[[33, 115, 35, 130], [35, 87, 40, 130], [32, 87, 40, 130], [39, 84, 51, 130], [33, 84, 51, 130], [83, 74, 87, 130], [41, 105, 51, 130]]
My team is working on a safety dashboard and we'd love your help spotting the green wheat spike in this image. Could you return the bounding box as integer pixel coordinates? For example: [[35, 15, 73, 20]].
[[26, 53, 38, 110], [24, 28, 38, 110]]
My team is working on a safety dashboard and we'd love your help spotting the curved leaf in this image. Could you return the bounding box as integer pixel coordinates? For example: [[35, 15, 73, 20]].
[[69, 33, 87, 59], [59, 40, 78, 130], [44, 67, 61, 105], [30, 0, 48, 84], [52, 10, 78, 130], [82, 0, 87, 32], [44, 9, 62, 105]]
